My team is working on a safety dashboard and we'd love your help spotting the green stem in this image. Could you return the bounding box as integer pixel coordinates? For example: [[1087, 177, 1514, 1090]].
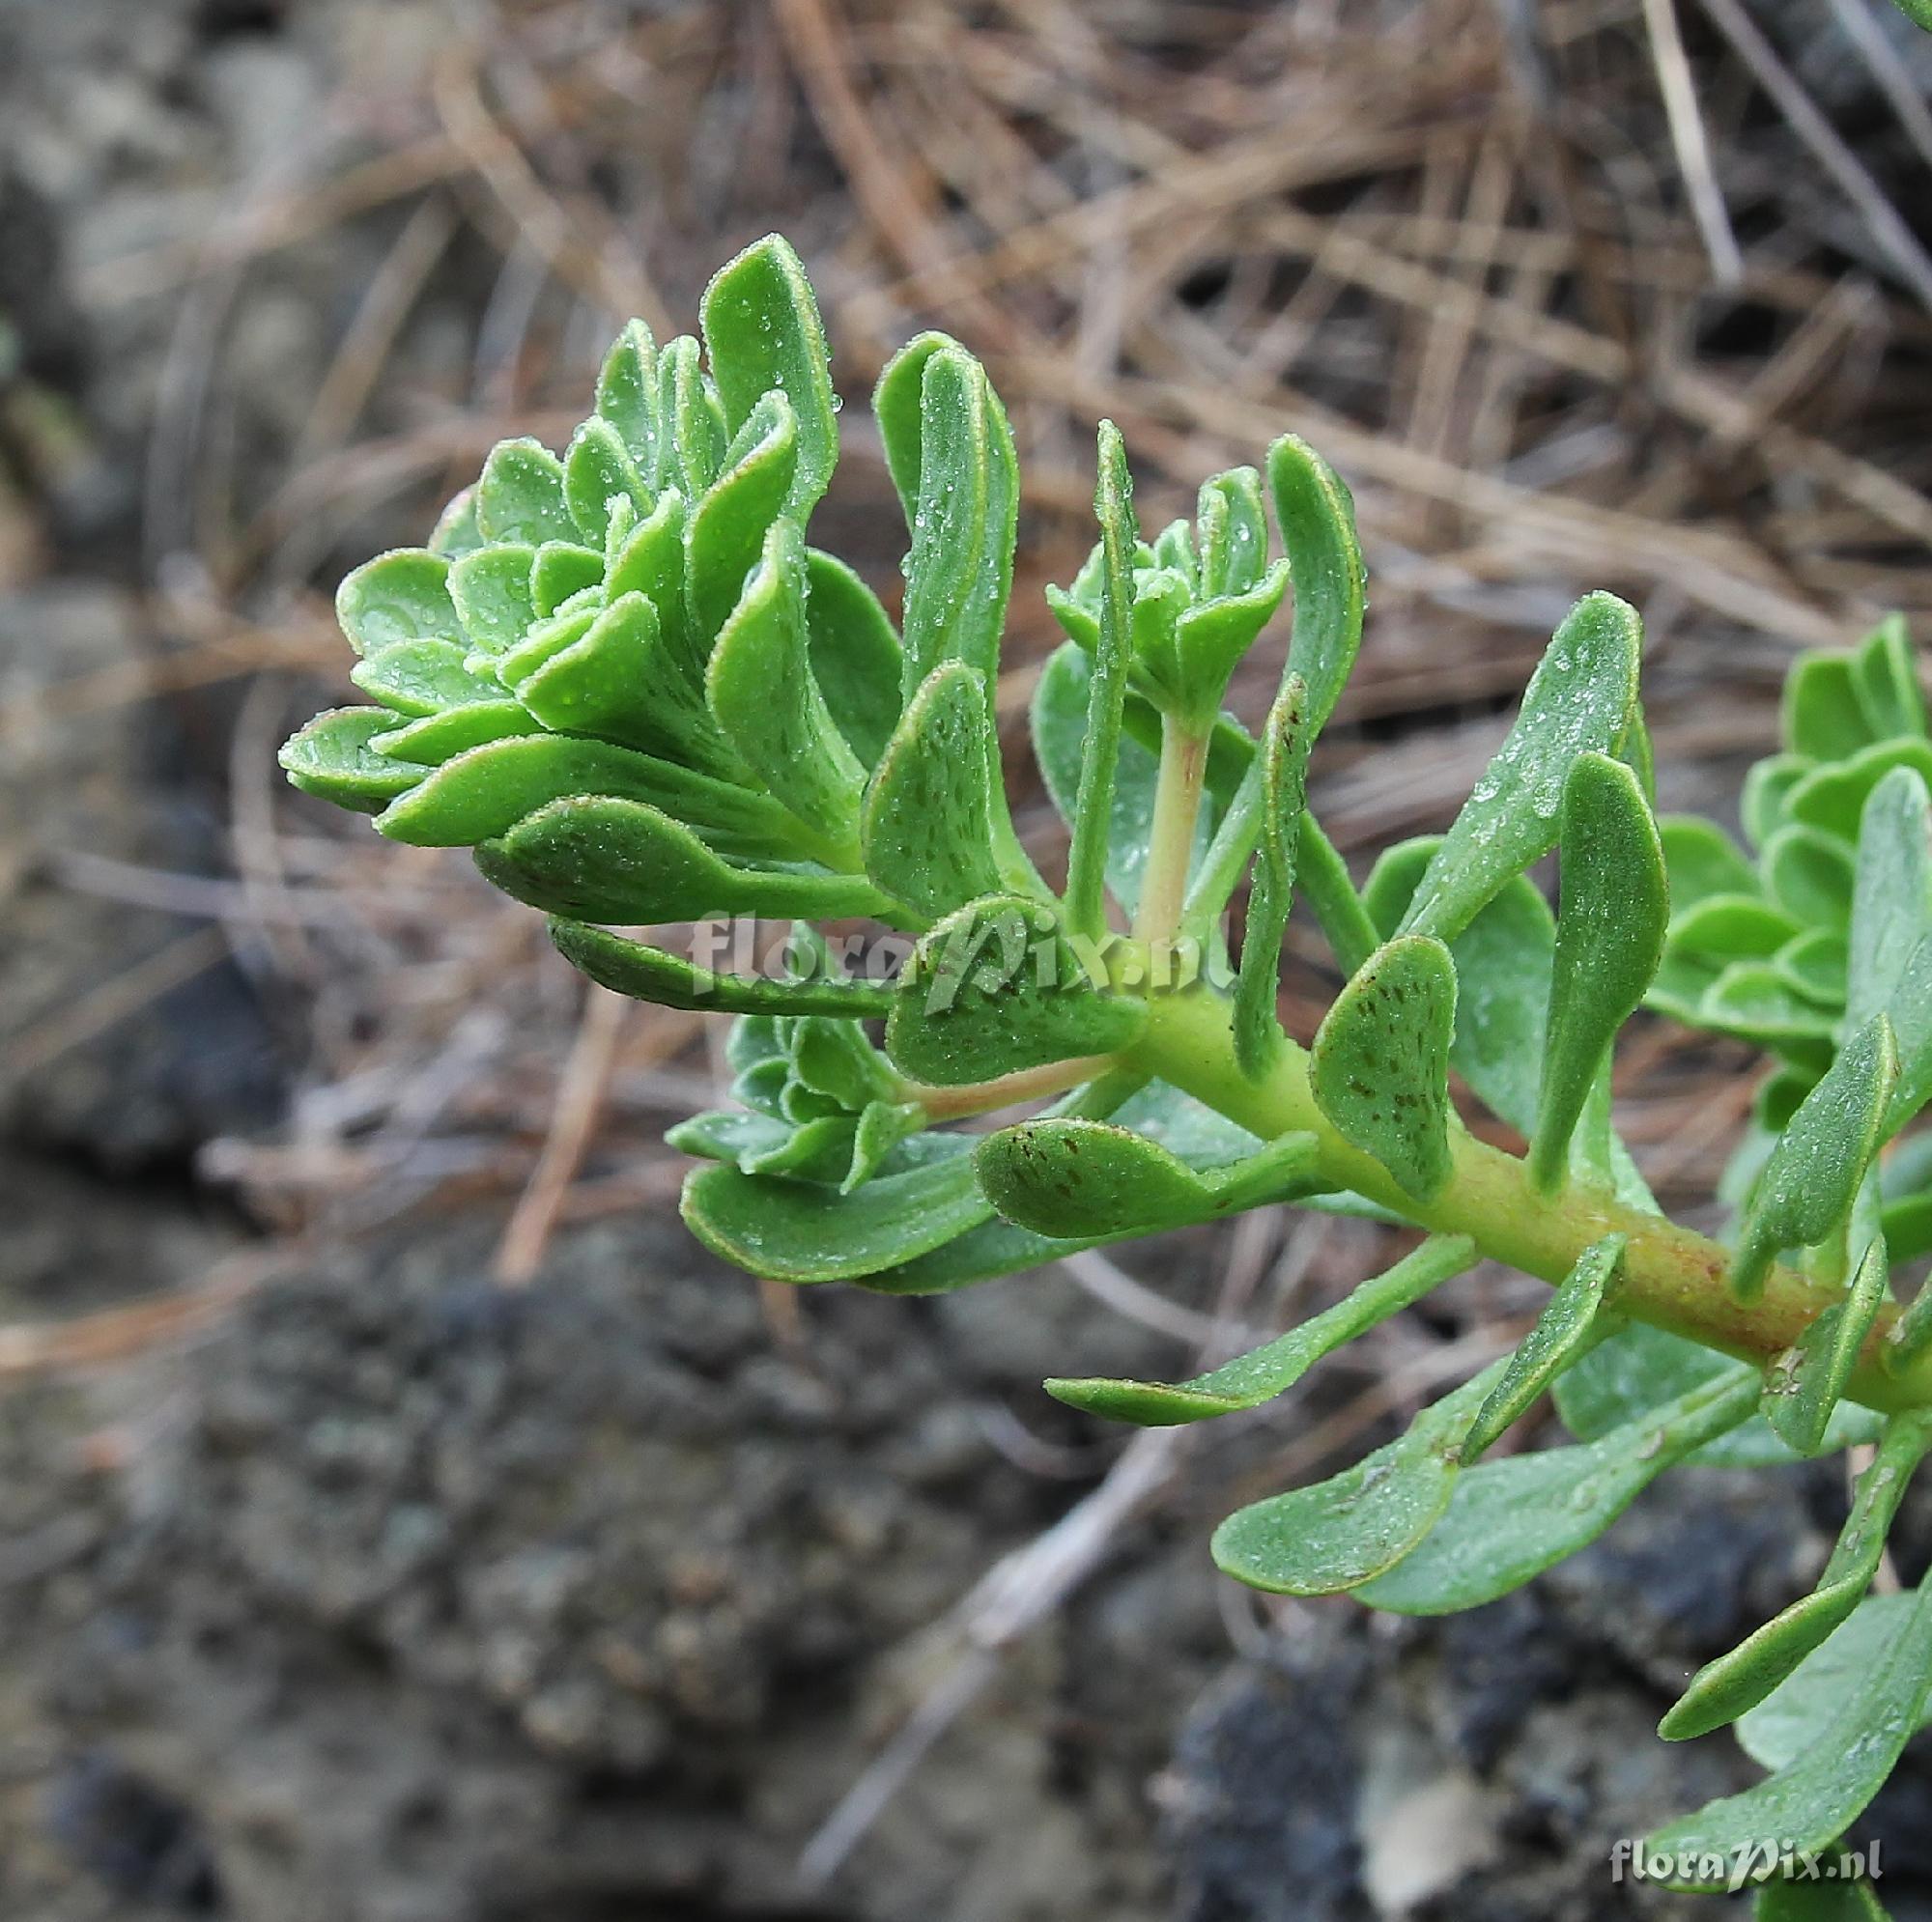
[[1134, 720, 1209, 945], [1131, 984, 1932, 1416]]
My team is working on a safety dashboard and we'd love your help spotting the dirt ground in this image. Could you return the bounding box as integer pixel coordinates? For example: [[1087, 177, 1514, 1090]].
[[3, 1, 1931, 1917]]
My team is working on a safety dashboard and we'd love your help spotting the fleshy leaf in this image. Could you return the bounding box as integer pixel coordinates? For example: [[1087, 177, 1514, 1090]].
[[1364, 836, 1555, 1137], [477, 796, 882, 923], [805, 550, 904, 768], [682, 1147, 993, 1283], [1033, 644, 1182, 917], [1063, 421, 1137, 944], [1045, 1233, 1476, 1425], [1662, 1409, 1932, 1740], [1356, 1367, 1760, 1615], [1731, 1016, 1898, 1300], [373, 733, 785, 851], [897, 345, 1018, 700], [1851, 612, 1926, 740], [1233, 677, 1312, 1081], [278, 707, 417, 812], [656, 334, 728, 498], [370, 700, 539, 764], [1461, 1234, 1625, 1461], [335, 549, 464, 656], [1211, 1356, 1511, 1596], [349, 638, 498, 718], [1763, 824, 1855, 928], [1739, 1591, 1932, 1773], [886, 894, 1146, 1085], [699, 233, 838, 521], [1744, 752, 1815, 849], [475, 438, 577, 547], [1783, 649, 1873, 761], [1265, 432, 1365, 736], [561, 414, 650, 549], [552, 919, 894, 1017], [593, 320, 661, 480], [1310, 935, 1457, 1200], [1528, 754, 1667, 1192], [1754, 1877, 1889, 1920], [447, 544, 538, 655], [1660, 815, 1760, 908], [872, 330, 954, 529], [705, 517, 865, 850], [684, 390, 799, 640], [974, 1118, 1320, 1239], [1397, 592, 1642, 942], [1847, 766, 1932, 1137], [1641, 1575, 1932, 1893], [1787, 738, 1932, 840], [1760, 1238, 1889, 1457], [862, 663, 1008, 920], [428, 486, 483, 557]]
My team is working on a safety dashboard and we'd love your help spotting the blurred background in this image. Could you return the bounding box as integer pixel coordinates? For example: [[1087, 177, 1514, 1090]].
[[2, 1, 1931, 1916]]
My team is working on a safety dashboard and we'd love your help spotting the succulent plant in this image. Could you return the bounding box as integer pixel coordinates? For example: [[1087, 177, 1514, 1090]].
[[286, 235, 1932, 1912]]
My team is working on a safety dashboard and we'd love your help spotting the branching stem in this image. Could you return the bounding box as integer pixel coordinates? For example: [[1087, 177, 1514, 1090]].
[[1133, 985, 1932, 1416]]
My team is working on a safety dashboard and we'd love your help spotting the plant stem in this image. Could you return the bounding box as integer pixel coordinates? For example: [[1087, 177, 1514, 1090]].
[[1132, 984, 1932, 1416], [1133, 720, 1210, 946]]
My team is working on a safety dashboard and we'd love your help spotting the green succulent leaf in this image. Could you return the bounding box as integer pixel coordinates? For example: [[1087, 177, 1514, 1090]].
[[1044, 1232, 1476, 1425], [373, 733, 783, 852], [428, 486, 483, 556], [1063, 421, 1137, 944], [1357, 1366, 1759, 1615], [1461, 1234, 1625, 1462], [872, 329, 953, 525], [335, 548, 465, 655], [705, 517, 866, 851], [684, 390, 799, 640], [1744, 752, 1815, 850], [550, 919, 894, 1018], [1365, 837, 1554, 1137], [682, 1146, 992, 1284], [897, 343, 1018, 702], [1852, 611, 1927, 739], [974, 1117, 1321, 1239], [447, 544, 538, 655], [1760, 1238, 1890, 1456], [1847, 767, 1932, 1137], [699, 233, 839, 521], [863, 663, 1009, 921], [1731, 1016, 1898, 1299], [561, 414, 650, 548], [1265, 432, 1365, 736], [349, 638, 499, 717], [277, 707, 417, 812], [1739, 1590, 1932, 1775], [1310, 935, 1457, 1200], [1661, 1408, 1932, 1741], [1233, 677, 1313, 1081], [804, 550, 904, 768], [477, 796, 882, 924], [1296, 811, 1381, 978], [1528, 754, 1667, 1192], [369, 699, 539, 764], [593, 319, 661, 480], [1211, 1355, 1512, 1596], [1784, 649, 1875, 762], [1660, 814, 1760, 908], [1397, 592, 1642, 942], [656, 334, 728, 498], [475, 438, 577, 547], [1763, 824, 1856, 928], [885, 894, 1146, 1085], [1786, 739, 1932, 841], [1033, 643, 1187, 917], [1755, 1877, 1890, 1921], [1642, 1575, 1932, 1893]]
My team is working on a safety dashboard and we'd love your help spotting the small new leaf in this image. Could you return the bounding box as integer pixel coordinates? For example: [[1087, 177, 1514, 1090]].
[[1233, 677, 1313, 1080]]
